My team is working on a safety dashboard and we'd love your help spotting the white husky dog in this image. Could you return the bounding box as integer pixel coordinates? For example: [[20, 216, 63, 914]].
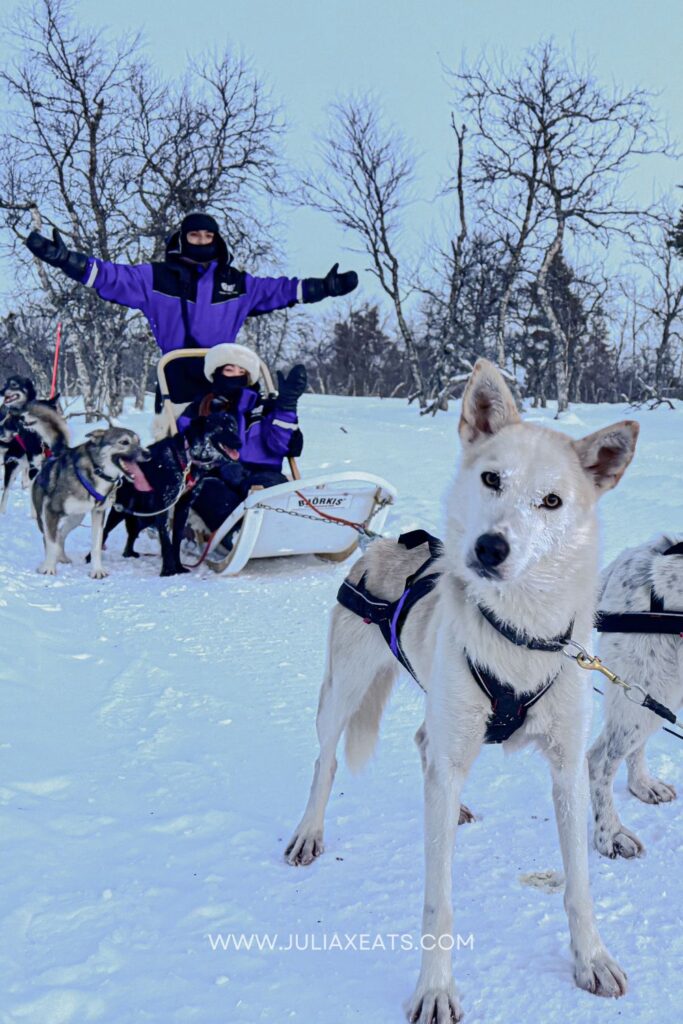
[[588, 534, 683, 859], [286, 360, 639, 1022]]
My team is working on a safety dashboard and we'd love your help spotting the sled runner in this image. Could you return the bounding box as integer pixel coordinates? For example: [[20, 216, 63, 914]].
[[156, 350, 396, 574]]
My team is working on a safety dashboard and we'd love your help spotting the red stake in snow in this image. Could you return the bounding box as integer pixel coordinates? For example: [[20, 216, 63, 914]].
[[50, 322, 62, 399]]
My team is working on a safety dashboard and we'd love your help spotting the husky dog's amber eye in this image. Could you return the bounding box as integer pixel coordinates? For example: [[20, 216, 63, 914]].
[[541, 493, 562, 509], [481, 471, 501, 491]]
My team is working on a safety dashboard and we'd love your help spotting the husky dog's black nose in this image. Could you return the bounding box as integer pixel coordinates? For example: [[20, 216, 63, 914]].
[[475, 532, 509, 569]]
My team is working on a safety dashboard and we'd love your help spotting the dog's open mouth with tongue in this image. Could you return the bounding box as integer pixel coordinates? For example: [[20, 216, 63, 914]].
[[119, 458, 154, 492], [218, 442, 241, 461], [116, 444, 152, 490]]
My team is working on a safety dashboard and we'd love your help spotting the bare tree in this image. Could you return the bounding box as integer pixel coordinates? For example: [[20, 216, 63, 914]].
[[0, 0, 286, 415], [298, 94, 425, 403], [123, 51, 286, 263], [452, 42, 669, 413], [631, 205, 683, 397], [0, 0, 142, 414], [452, 59, 546, 369], [417, 118, 472, 414]]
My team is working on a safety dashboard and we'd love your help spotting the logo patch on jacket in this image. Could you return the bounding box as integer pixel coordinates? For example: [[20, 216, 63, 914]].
[[212, 268, 246, 305]]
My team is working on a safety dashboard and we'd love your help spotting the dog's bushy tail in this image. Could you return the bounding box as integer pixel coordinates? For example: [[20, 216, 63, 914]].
[[344, 666, 396, 773], [26, 402, 70, 451]]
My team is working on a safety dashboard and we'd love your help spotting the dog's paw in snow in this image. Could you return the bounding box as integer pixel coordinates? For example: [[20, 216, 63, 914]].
[[89, 567, 109, 580], [574, 949, 627, 998], [595, 821, 644, 859], [284, 827, 324, 866], [629, 775, 676, 804], [37, 562, 57, 575], [405, 980, 463, 1023]]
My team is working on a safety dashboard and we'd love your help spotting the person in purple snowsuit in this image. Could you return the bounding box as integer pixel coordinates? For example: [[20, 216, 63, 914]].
[[178, 343, 301, 468], [24, 212, 358, 354], [178, 343, 307, 543]]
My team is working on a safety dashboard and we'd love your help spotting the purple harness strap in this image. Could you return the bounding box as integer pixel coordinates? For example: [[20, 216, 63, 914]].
[[389, 589, 411, 658], [73, 461, 108, 503]]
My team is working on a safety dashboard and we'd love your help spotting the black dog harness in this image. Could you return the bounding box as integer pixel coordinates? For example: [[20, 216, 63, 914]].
[[337, 530, 573, 744], [338, 530, 443, 682], [596, 542, 683, 636]]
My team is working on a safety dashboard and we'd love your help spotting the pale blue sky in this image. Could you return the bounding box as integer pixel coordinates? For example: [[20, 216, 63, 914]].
[[2, 0, 682, 304]]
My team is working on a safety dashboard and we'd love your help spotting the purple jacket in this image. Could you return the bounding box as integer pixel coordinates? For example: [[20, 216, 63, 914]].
[[179, 386, 299, 471], [81, 256, 300, 352]]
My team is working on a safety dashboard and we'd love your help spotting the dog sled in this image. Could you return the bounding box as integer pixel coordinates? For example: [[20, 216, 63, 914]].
[[156, 349, 396, 574]]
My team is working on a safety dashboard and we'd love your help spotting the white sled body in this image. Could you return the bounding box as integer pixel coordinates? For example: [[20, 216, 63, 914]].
[[205, 472, 396, 575]]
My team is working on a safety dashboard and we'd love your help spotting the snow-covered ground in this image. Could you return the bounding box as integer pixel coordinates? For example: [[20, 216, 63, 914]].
[[1, 393, 681, 1024]]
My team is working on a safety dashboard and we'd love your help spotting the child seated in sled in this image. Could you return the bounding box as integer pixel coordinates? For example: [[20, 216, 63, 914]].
[[179, 343, 307, 540]]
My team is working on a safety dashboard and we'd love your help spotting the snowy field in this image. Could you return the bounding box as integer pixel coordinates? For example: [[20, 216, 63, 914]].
[[1, 392, 682, 1024]]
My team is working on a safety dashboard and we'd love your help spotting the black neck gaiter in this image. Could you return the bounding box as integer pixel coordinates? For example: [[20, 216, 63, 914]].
[[181, 241, 218, 264]]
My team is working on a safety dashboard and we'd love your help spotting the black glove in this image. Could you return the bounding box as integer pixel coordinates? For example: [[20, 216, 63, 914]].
[[25, 228, 89, 283], [275, 364, 307, 412], [301, 263, 358, 304]]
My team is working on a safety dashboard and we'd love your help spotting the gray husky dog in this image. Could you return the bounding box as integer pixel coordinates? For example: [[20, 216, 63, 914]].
[[32, 426, 148, 578], [286, 360, 639, 1022], [588, 535, 683, 859]]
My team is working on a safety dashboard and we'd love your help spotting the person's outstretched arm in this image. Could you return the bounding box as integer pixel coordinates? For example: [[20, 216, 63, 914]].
[[247, 263, 358, 316], [26, 228, 150, 311]]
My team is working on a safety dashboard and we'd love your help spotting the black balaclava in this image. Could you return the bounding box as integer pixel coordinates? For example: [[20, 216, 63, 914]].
[[212, 373, 249, 401], [179, 212, 221, 264]]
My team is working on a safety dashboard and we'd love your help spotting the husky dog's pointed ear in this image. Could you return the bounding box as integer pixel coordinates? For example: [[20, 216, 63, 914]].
[[573, 421, 639, 494], [458, 359, 520, 444], [86, 429, 106, 441]]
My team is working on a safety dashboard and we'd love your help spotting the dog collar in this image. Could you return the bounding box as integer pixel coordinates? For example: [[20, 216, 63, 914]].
[[72, 451, 118, 503], [91, 461, 120, 484], [476, 602, 574, 653], [73, 462, 108, 503]]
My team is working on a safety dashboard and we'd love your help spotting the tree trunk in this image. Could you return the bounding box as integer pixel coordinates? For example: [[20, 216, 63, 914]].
[[536, 228, 570, 416]]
